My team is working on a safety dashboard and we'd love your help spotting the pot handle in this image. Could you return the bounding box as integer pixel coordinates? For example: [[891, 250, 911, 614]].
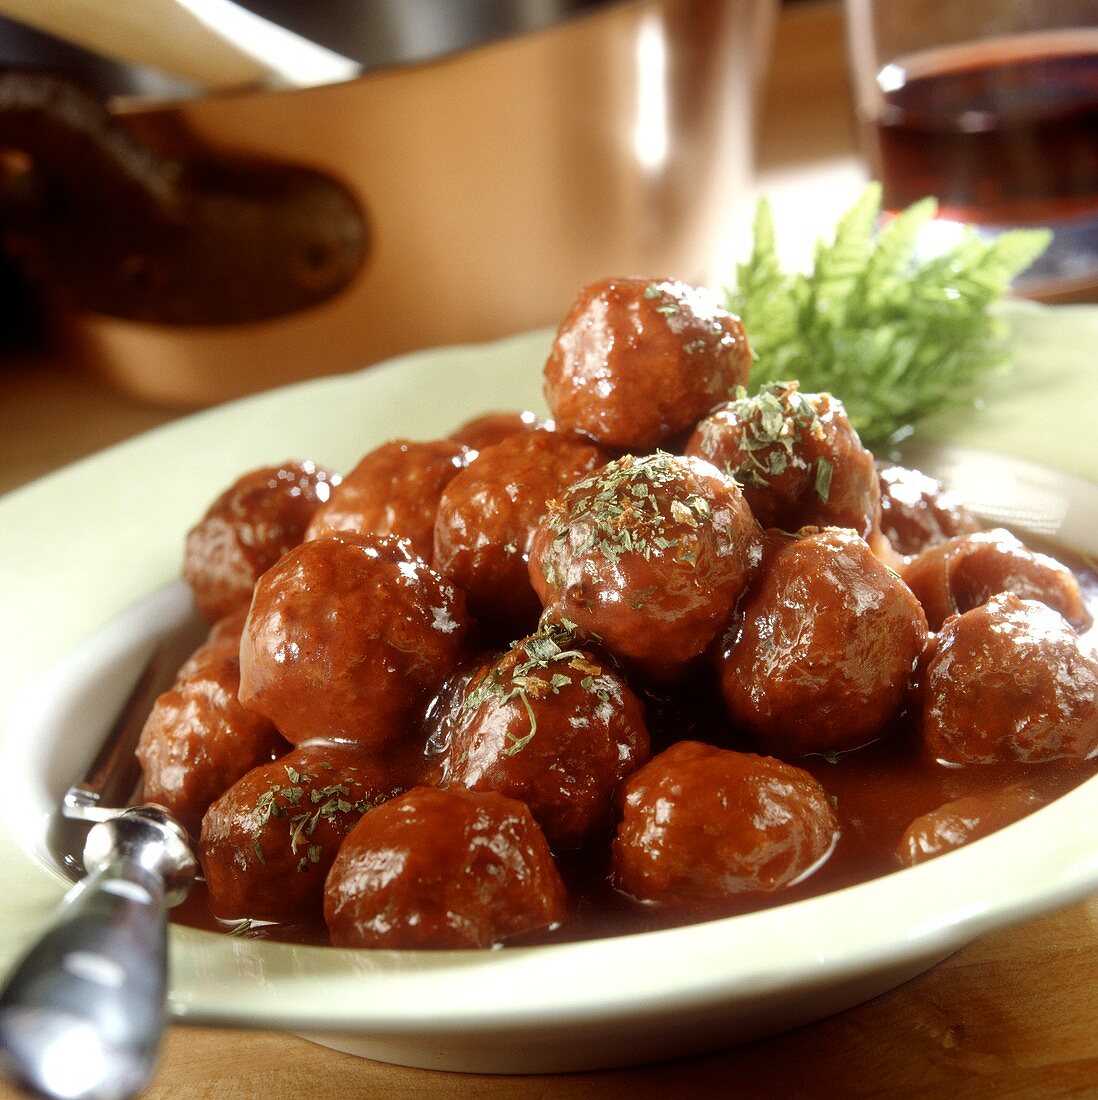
[[0, 0, 359, 90], [0, 70, 369, 326]]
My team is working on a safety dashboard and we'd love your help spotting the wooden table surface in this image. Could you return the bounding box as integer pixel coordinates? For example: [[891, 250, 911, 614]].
[[1, 3, 1095, 1097]]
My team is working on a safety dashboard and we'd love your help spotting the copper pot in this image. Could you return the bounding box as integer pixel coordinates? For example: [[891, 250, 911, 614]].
[[2, 0, 776, 405]]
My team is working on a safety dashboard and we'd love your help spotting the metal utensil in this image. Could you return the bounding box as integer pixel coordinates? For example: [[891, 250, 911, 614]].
[[0, 617, 205, 1100], [4, 0, 774, 405]]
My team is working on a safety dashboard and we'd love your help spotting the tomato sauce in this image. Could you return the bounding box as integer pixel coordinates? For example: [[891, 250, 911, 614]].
[[173, 550, 1098, 948]]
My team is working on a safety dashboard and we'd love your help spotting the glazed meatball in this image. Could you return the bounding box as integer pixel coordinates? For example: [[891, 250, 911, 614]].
[[544, 277, 751, 451], [304, 439, 472, 561], [922, 593, 1098, 764], [137, 657, 287, 835], [896, 786, 1043, 866], [419, 658, 486, 786], [718, 528, 929, 758], [239, 533, 470, 748], [324, 786, 567, 949], [440, 626, 650, 849], [877, 463, 981, 557], [175, 608, 247, 681], [449, 410, 552, 450], [530, 453, 761, 681], [183, 460, 340, 622], [612, 741, 838, 907], [201, 744, 405, 922], [904, 528, 1091, 632], [686, 382, 880, 540], [433, 430, 605, 631]]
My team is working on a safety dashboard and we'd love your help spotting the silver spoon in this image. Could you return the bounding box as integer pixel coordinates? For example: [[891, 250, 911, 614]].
[[0, 613, 205, 1100], [0, 807, 196, 1100]]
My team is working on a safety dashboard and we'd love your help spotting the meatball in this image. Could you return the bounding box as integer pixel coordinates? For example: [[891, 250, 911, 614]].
[[449, 410, 552, 450], [718, 528, 929, 758], [903, 528, 1091, 632], [324, 786, 567, 949], [201, 744, 407, 922], [136, 657, 287, 835], [877, 463, 981, 557], [922, 593, 1098, 764], [419, 658, 486, 786], [440, 626, 650, 849], [183, 460, 340, 622], [175, 608, 247, 681], [433, 430, 606, 631], [612, 741, 838, 907], [686, 382, 880, 540], [544, 277, 751, 451], [239, 533, 470, 748], [304, 439, 472, 561], [896, 786, 1043, 866], [530, 453, 762, 681]]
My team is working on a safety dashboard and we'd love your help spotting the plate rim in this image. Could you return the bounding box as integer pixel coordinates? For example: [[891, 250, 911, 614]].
[[0, 322, 1096, 1041]]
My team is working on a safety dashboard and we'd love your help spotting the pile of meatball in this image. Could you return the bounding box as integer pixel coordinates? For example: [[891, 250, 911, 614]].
[[136, 277, 1098, 950]]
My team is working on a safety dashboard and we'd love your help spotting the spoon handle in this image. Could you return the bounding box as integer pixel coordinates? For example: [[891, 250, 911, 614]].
[[0, 859, 168, 1100], [0, 807, 197, 1100]]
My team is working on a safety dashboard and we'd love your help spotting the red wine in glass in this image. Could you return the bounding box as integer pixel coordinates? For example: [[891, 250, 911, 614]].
[[867, 30, 1098, 295]]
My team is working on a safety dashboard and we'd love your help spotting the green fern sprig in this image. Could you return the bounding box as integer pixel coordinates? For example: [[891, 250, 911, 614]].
[[726, 184, 1050, 449]]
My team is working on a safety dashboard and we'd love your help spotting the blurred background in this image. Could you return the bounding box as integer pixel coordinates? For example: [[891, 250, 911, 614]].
[[0, 0, 1094, 493]]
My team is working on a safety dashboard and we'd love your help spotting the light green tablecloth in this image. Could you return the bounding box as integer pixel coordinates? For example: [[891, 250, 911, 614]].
[[917, 299, 1098, 483]]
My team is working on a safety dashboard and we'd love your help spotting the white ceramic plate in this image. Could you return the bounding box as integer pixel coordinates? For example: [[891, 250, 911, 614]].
[[1, 312, 1097, 1074]]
